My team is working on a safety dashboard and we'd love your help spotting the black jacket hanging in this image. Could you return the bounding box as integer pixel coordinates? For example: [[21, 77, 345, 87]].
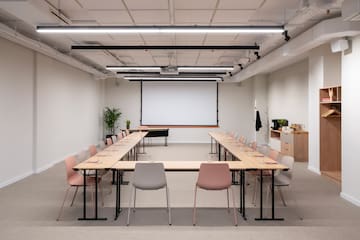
[[255, 110, 262, 131]]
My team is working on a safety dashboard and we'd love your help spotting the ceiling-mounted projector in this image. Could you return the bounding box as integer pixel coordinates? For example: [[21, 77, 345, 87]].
[[160, 66, 179, 75]]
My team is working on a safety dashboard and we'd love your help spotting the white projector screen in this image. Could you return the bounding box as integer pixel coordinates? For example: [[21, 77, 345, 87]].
[[141, 81, 218, 126]]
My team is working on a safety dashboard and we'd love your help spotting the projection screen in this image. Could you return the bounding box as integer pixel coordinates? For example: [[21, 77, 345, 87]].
[[141, 81, 218, 126]]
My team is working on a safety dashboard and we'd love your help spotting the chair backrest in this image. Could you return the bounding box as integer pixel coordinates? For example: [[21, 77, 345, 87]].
[[249, 141, 257, 151], [258, 145, 270, 155], [197, 163, 231, 190], [117, 132, 123, 140], [88, 145, 97, 157], [125, 129, 130, 136], [132, 163, 167, 190], [276, 155, 295, 185], [76, 150, 89, 162], [238, 136, 247, 144], [64, 156, 78, 183], [121, 131, 127, 138], [98, 140, 106, 150], [268, 149, 280, 161], [106, 138, 113, 146], [111, 135, 117, 144]]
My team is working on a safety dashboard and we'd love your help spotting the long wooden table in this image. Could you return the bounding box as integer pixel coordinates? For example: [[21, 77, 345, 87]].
[[73, 131, 148, 220], [209, 131, 288, 221]]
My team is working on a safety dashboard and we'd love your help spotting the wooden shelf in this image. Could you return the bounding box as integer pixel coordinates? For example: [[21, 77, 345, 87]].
[[270, 129, 281, 139], [319, 86, 341, 184], [320, 101, 341, 104]]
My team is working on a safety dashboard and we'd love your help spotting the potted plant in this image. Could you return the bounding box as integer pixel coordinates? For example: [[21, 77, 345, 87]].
[[126, 120, 131, 130], [103, 107, 121, 138]]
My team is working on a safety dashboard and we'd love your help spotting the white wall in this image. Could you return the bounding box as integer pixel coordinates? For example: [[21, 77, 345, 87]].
[[267, 60, 309, 150], [104, 78, 255, 143], [0, 37, 34, 187], [253, 75, 269, 145], [36, 54, 101, 172], [341, 35, 360, 206], [0, 36, 101, 187], [307, 44, 341, 174]]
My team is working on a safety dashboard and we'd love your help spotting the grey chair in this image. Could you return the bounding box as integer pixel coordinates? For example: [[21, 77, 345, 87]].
[[266, 155, 294, 206], [127, 162, 171, 225]]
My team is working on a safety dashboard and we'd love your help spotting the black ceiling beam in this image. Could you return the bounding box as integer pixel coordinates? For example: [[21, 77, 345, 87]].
[[72, 45, 260, 50]]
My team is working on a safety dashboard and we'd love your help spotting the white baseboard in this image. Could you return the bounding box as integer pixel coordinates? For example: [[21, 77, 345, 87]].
[[340, 192, 360, 207], [0, 171, 33, 188], [308, 165, 321, 175]]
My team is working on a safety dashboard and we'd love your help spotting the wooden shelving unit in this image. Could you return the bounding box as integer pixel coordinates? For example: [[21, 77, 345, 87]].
[[319, 86, 341, 182], [270, 129, 281, 139]]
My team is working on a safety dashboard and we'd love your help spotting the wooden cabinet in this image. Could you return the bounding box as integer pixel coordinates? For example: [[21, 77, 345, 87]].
[[280, 131, 308, 162], [320, 86, 341, 182]]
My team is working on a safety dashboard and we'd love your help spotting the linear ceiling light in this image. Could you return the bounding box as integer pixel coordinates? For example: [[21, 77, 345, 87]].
[[178, 66, 234, 72], [107, 66, 234, 72], [106, 66, 161, 72], [123, 76, 223, 81], [72, 45, 259, 50], [37, 25, 284, 34]]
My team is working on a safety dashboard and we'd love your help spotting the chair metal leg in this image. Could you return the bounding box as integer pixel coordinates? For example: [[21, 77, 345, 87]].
[[230, 187, 238, 226], [70, 186, 78, 207], [277, 187, 287, 206], [192, 186, 198, 226], [56, 187, 70, 221], [127, 186, 135, 226], [252, 176, 258, 205], [133, 188, 136, 212], [166, 186, 171, 225], [226, 188, 230, 213]]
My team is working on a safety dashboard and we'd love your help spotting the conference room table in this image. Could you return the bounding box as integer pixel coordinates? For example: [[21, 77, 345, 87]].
[[73, 131, 148, 221], [208, 131, 288, 221]]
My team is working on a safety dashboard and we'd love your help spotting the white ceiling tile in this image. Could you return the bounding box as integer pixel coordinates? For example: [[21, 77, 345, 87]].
[[175, 10, 213, 24], [80, 51, 120, 65], [131, 10, 170, 24], [141, 33, 175, 43], [175, 34, 205, 43], [153, 56, 171, 65], [218, 0, 263, 9], [77, 0, 125, 10], [88, 10, 133, 24], [213, 10, 255, 23], [46, 0, 82, 11], [174, 0, 217, 9], [176, 56, 198, 65], [68, 34, 114, 44], [124, 0, 168, 10], [108, 34, 144, 43]]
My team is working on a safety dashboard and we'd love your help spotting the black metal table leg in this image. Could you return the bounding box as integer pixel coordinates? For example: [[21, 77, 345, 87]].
[[255, 169, 284, 221], [218, 144, 221, 161], [115, 170, 122, 220], [79, 170, 107, 221], [242, 170, 246, 220]]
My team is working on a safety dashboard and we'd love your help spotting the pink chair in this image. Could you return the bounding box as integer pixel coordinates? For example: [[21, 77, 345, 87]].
[[117, 132, 123, 140], [56, 156, 103, 221], [106, 138, 113, 146], [193, 163, 238, 226], [88, 145, 97, 157]]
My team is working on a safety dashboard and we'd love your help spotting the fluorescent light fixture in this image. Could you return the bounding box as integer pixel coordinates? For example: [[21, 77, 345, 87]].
[[178, 66, 234, 72], [37, 25, 284, 34], [106, 66, 161, 71], [123, 76, 223, 81], [107, 66, 234, 73]]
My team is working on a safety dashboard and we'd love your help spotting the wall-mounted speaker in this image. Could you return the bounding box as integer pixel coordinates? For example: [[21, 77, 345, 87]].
[[331, 39, 349, 52]]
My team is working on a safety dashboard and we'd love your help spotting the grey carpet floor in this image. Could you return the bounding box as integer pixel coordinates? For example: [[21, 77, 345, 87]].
[[1, 143, 360, 239]]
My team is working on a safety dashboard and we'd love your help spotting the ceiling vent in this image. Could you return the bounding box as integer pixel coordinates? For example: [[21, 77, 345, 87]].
[[160, 66, 179, 75]]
